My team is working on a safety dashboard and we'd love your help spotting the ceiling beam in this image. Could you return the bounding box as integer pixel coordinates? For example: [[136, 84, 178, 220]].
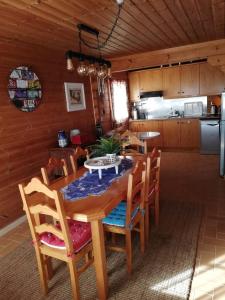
[[110, 39, 225, 72]]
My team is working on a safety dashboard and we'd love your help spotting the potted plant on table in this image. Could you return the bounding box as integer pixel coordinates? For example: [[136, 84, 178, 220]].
[[91, 136, 121, 161]]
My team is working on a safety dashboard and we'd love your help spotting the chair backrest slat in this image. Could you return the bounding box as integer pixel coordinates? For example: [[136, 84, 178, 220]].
[[19, 177, 74, 253], [70, 146, 89, 174], [30, 204, 59, 220], [41, 158, 68, 186], [120, 130, 147, 155], [35, 224, 64, 240], [126, 160, 146, 226], [146, 148, 161, 201]]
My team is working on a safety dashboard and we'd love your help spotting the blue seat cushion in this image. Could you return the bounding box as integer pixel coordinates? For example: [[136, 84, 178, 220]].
[[102, 201, 139, 227]]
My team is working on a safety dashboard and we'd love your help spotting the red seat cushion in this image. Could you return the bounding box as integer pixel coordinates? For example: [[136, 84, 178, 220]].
[[40, 220, 91, 253]]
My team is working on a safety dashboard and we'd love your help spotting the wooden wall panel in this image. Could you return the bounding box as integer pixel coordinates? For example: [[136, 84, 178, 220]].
[[0, 44, 96, 229]]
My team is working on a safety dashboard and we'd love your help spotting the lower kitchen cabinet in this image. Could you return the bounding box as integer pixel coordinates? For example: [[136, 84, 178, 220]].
[[130, 118, 200, 151], [162, 119, 200, 150], [162, 120, 180, 148], [129, 120, 163, 149], [180, 119, 200, 148]]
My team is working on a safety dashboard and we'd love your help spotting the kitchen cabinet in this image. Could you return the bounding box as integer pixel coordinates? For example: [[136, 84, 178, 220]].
[[128, 72, 140, 102], [130, 118, 200, 150], [139, 69, 163, 92], [129, 120, 163, 149], [180, 119, 200, 148], [180, 64, 199, 96], [163, 67, 180, 98], [162, 119, 200, 149], [163, 64, 199, 98], [200, 63, 225, 95]]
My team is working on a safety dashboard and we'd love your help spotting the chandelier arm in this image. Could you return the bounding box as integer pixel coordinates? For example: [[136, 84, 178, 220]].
[[78, 3, 123, 50]]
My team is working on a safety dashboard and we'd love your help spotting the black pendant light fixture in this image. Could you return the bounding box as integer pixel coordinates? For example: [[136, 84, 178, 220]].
[[65, 0, 124, 80]]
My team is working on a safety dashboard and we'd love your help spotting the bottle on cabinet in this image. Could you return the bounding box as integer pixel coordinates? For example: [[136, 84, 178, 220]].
[[132, 104, 138, 120], [210, 102, 216, 115]]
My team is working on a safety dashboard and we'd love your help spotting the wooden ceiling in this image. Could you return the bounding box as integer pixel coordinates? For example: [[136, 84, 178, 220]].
[[0, 0, 224, 59]]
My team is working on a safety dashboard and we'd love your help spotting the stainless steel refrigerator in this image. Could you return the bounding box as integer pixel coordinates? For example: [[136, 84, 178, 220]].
[[220, 93, 225, 176]]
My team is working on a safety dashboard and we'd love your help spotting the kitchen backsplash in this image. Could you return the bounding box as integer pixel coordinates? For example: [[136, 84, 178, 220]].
[[135, 96, 207, 119]]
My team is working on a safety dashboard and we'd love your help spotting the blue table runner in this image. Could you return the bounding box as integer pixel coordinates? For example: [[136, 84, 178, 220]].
[[61, 158, 133, 202]]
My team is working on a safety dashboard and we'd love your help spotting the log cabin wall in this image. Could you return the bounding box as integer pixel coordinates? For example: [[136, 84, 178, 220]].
[[0, 43, 96, 229]]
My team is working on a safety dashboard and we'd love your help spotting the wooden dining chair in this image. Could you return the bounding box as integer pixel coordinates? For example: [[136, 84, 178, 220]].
[[18, 177, 93, 300], [120, 130, 147, 155], [145, 148, 161, 242], [102, 159, 146, 274], [41, 157, 68, 186], [70, 146, 89, 174]]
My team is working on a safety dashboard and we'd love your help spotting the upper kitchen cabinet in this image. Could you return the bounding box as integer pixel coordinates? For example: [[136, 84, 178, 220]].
[[180, 64, 199, 96], [128, 72, 140, 102], [200, 63, 225, 95], [139, 68, 163, 92], [163, 67, 180, 98], [163, 64, 199, 99]]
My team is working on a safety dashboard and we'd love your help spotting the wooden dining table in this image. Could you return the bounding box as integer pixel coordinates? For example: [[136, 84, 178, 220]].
[[31, 156, 142, 300]]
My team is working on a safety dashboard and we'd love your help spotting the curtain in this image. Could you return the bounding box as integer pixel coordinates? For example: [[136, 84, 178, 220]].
[[111, 80, 129, 124]]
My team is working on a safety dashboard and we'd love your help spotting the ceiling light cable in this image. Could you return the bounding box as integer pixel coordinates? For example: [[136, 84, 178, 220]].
[[78, 0, 124, 50]]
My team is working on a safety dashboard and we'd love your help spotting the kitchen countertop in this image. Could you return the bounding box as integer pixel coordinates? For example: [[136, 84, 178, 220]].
[[129, 116, 201, 121], [199, 114, 221, 120]]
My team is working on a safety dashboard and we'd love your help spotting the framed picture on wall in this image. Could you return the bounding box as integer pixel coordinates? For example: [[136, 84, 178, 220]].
[[64, 82, 86, 112]]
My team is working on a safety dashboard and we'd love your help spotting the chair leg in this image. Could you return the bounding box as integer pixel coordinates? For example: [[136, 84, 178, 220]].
[[125, 230, 132, 274], [154, 192, 159, 226], [112, 232, 116, 245], [35, 248, 48, 295], [145, 202, 150, 244], [45, 256, 54, 280], [68, 260, 80, 300], [140, 217, 145, 254]]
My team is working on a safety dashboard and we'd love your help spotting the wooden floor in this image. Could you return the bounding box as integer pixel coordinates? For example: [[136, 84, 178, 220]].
[[1, 152, 225, 300]]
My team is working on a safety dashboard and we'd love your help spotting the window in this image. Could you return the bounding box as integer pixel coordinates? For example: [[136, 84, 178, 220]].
[[111, 80, 129, 124]]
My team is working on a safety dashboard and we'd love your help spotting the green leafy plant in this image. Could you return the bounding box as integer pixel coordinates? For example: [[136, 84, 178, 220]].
[[91, 136, 121, 157]]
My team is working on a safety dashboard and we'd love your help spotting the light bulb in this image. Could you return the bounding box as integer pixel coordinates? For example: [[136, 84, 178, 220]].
[[97, 64, 108, 79], [67, 58, 74, 71], [87, 63, 97, 76], [77, 61, 88, 76], [107, 67, 112, 78], [116, 0, 124, 5]]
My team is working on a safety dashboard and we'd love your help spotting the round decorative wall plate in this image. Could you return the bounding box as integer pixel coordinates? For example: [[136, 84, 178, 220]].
[[8, 66, 42, 112]]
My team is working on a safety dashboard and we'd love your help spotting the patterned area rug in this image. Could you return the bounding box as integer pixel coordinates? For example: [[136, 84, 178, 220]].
[[0, 199, 202, 300]]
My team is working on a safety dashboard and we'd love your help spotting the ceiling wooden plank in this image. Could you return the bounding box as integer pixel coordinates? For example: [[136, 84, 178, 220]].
[[179, 0, 207, 40], [195, 0, 216, 40], [131, 0, 182, 46], [122, 0, 172, 48], [150, 0, 191, 43], [211, 0, 225, 38], [163, 0, 199, 43]]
